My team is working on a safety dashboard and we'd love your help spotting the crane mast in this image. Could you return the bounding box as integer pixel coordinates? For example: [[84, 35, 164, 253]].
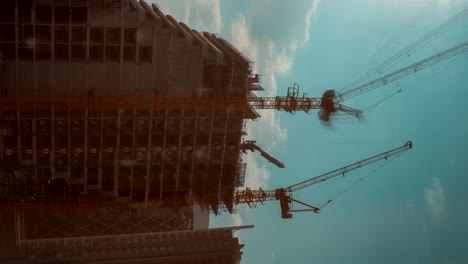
[[234, 141, 413, 218]]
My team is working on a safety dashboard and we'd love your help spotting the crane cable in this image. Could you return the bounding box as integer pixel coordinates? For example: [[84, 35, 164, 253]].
[[339, 6, 468, 100], [361, 85, 403, 112], [359, 48, 468, 114], [338, 0, 439, 93], [317, 154, 402, 211]]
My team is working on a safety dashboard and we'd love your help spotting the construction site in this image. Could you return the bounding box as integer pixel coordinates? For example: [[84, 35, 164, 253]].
[[1, 0, 468, 263], [0, 0, 259, 262]]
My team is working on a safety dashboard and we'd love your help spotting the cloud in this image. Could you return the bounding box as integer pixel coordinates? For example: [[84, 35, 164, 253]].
[[184, 1, 191, 24], [272, 47, 293, 75], [231, 14, 259, 72], [152, 0, 222, 33], [151, 1, 186, 19], [302, 0, 319, 47], [195, 0, 223, 33], [424, 177, 445, 218], [243, 151, 271, 189], [231, 213, 242, 226]]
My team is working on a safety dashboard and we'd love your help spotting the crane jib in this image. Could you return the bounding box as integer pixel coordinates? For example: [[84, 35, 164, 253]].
[[341, 7, 468, 93], [286, 141, 412, 192]]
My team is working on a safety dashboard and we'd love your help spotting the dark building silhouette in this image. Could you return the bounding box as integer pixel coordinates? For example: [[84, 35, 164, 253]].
[[0, 0, 260, 262]]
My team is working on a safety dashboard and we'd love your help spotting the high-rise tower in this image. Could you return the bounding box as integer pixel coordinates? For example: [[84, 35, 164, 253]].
[[0, 0, 259, 262]]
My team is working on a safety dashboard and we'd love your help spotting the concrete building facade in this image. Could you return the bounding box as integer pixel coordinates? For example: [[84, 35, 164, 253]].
[[0, 0, 260, 215], [0, 0, 260, 262]]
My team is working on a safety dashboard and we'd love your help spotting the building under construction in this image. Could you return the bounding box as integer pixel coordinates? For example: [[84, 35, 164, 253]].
[[0, 0, 260, 262], [0, 0, 263, 213]]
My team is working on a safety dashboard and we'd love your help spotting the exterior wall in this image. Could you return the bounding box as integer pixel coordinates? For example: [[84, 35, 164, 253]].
[[0, 0, 209, 98], [0, 0, 255, 216], [0, 1, 255, 262]]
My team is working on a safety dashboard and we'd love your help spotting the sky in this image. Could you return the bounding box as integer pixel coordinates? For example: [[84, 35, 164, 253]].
[[154, 1, 468, 263]]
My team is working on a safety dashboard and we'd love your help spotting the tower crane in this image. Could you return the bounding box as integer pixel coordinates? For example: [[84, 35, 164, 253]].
[[234, 141, 413, 218]]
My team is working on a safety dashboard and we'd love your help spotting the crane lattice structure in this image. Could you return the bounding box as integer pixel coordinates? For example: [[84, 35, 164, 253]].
[[234, 141, 413, 218], [240, 140, 285, 168]]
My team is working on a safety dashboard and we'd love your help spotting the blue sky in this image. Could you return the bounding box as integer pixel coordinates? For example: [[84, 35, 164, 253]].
[[154, 1, 468, 263]]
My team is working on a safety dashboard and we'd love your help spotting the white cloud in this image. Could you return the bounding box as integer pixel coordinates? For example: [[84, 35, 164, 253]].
[[195, 0, 223, 33], [273, 47, 293, 75], [152, 0, 222, 32], [231, 213, 242, 226], [184, 1, 191, 24], [424, 177, 445, 218], [302, 0, 319, 47], [290, 40, 298, 52], [231, 14, 259, 72], [243, 151, 271, 189], [151, 1, 185, 19]]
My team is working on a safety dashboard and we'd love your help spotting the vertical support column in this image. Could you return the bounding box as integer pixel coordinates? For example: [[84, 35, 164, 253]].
[[50, 0, 55, 62], [173, 109, 184, 202], [51, 109, 55, 179], [32, 112, 37, 171], [32, 1, 36, 98], [84, 109, 88, 192], [188, 109, 199, 204], [50, 0, 55, 180], [113, 0, 125, 198], [98, 109, 103, 191], [134, 0, 141, 96], [114, 109, 121, 197], [65, 1, 71, 89], [205, 109, 215, 170], [199, 107, 215, 208], [66, 1, 72, 182], [145, 10, 160, 212], [130, 108, 137, 203], [118, 0, 124, 96], [129, 158, 134, 203], [144, 102, 154, 212], [14, 209, 25, 247], [159, 109, 168, 203], [217, 59, 236, 200], [15, 0, 21, 165], [67, 108, 70, 181], [100, 24, 107, 192], [83, 0, 91, 193]]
